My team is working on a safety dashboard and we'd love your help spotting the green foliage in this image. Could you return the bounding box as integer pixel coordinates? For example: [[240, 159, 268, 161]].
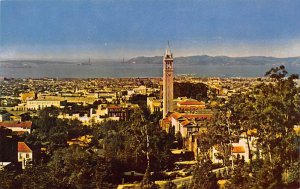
[[129, 94, 148, 106], [250, 161, 284, 189], [0, 126, 13, 138], [178, 184, 188, 189], [285, 160, 300, 186], [174, 82, 208, 101], [190, 160, 219, 189], [200, 67, 300, 188], [175, 131, 183, 149], [17, 146, 117, 189], [61, 102, 93, 115], [225, 67, 299, 188], [264, 65, 288, 80], [164, 181, 177, 189], [16, 165, 60, 189], [140, 167, 160, 189], [94, 109, 174, 172], [140, 167, 152, 189], [27, 107, 93, 154], [0, 170, 22, 189], [203, 108, 233, 166], [0, 146, 118, 189], [67, 119, 91, 140], [226, 162, 253, 189]]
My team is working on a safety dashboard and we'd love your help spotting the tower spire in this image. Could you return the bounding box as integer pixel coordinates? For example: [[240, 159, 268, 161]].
[[165, 41, 172, 58]]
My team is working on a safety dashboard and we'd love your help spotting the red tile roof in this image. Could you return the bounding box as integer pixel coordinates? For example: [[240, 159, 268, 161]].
[[182, 114, 212, 119], [0, 121, 32, 129], [232, 146, 245, 153], [181, 120, 191, 127], [171, 112, 182, 120], [178, 100, 205, 106], [107, 105, 121, 109], [161, 117, 171, 124], [18, 142, 32, 153]]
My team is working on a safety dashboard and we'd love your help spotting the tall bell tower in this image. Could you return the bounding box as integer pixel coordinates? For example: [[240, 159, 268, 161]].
[[163, 43, 174, 117]]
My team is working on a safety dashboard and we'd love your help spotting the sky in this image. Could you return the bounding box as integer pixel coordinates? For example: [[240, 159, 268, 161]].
[[0, 0, 300, 60]]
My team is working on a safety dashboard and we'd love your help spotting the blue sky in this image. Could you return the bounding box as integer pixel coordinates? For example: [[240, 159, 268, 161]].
[[1, 0, 300, 60]]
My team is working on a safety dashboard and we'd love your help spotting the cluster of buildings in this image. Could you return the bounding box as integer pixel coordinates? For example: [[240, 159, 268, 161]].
[[0, 77, 161, 125], [1, 47, 297, 174], [58, 103, 138, 125], [157, 46, 259, 165]]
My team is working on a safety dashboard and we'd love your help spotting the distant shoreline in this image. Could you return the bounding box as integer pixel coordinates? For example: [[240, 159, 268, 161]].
[[1, 57, 299, 79]]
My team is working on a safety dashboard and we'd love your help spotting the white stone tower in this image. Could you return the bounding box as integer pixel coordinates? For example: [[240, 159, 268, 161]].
[[163, 43, 174, 117]]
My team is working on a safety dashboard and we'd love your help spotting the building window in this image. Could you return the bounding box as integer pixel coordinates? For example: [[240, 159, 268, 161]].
[[26, 153, 29, 158]]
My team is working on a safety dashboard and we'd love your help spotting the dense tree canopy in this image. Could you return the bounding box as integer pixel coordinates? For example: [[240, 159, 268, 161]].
[[190, 160, 219, 189], [174, 82, 208, 101], [192, 66, 300, 189], [93, 109, 174, 173]]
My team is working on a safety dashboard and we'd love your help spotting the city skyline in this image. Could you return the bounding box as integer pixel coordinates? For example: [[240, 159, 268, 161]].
[[1, 0, 300, 60]]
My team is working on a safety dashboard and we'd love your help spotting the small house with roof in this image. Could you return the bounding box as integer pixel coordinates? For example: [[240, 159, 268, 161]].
[[18, 142, 33, 169]]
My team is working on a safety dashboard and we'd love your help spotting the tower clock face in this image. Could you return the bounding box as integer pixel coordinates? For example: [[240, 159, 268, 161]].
[[167, 62, 172, 69]]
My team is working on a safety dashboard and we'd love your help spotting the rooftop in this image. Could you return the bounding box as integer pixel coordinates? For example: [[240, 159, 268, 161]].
[[0, 121, 32, 129], [178, 100, 205, 106], [232, 146, 245, 153], [18, 142, 32, 153]]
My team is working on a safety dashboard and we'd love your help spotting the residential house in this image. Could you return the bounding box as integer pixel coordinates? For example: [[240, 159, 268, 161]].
[[18, 142, 33, 169]]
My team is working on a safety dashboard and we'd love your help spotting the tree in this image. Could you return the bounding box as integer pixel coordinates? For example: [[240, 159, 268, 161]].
[[226, 161, 252, 189], [226, 66, 300, 188], [140, 166, 152, 189], [0, 169, 22, 189], [174, 82, 208, 101], [97, 109, 174, 173], [175, 131, 183, 149], [285, 160, 300, 187], [16, 165, 61, 189], [196, 131, 214, 161], [164, 181, 177, 189], [205, 108, 234, 166], [47, 146, 117, 189], [190, 160, 219, 189], [250, 161, 284, 189], [252, 67, 299, 169]]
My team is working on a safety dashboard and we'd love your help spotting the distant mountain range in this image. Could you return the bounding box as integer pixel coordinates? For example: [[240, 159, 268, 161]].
[[126, 55, 300, 66], [1, 55, 300, 66]]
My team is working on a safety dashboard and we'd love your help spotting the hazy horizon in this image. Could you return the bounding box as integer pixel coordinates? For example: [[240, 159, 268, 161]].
[[1, 53, 300, 63]]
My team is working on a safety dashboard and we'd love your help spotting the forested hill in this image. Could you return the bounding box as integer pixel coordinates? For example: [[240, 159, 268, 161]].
[[126, 55, 300, 65]]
